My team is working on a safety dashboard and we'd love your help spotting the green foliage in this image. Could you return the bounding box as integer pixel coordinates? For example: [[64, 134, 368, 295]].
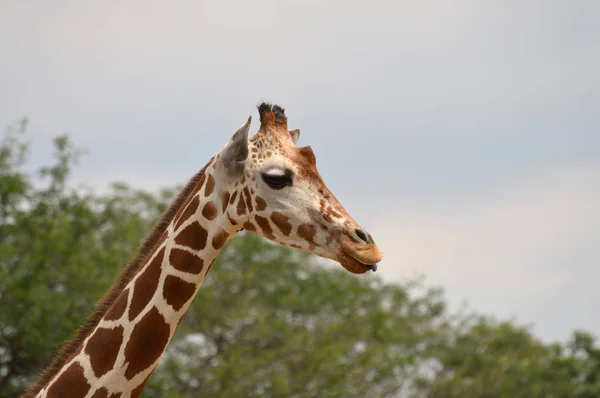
[[1, 123, 599, 397], [416, 318, 599, 398]]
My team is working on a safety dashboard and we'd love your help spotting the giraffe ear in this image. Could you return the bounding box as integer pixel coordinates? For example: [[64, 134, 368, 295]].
[[289, 129, 300, 145], [222, 116, 251, 173]]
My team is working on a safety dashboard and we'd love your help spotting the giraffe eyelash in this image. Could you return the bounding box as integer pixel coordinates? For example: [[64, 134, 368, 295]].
[[262, 170, 293, 190]]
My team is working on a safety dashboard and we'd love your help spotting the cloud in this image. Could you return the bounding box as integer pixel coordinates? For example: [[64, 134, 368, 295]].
[[371, 164, 600, 341], [2, 0, 599, 129]]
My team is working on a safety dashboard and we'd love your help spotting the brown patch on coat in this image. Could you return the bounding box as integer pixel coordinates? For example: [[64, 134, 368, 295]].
[[243, 187, 254, 213], [298, 224, 317, 245], [270, 212, 292, 236], [204, 174, 215, 197], [174, 222, 208, 252], [173, 195, 200, 231], [255, 196, 267, 212], [129, 248, 164, 321], [169, 248, 204, 274], [46, 362, 90, 398], [163, 275, 197, 311], [201, 201, 218, 221], [104, 289, 129, 321], [124, 307, 170, 380], [212, 229, 229, 250], [237, 191, 247, 215], [90, 388, 109, 398], [220, 191, 230, 213], [85, 326, 125, 378], [91, 389, 120, 398], [243, 221, 257, 232], [255, 215, 275, 240], [229, 190, 238, 205]]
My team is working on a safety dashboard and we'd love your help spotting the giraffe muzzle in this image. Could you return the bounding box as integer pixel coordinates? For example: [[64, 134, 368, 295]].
[[337, 233, 383, 274]]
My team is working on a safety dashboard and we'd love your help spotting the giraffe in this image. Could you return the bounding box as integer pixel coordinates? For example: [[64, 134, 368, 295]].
[[23, 102, 382, 398]]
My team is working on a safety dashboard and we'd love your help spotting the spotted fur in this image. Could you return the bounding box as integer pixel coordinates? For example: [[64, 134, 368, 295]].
[[27, 103, 381, 397]]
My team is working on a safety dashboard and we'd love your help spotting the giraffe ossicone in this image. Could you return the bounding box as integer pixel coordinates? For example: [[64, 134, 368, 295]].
[[24, 102, 382, 398]]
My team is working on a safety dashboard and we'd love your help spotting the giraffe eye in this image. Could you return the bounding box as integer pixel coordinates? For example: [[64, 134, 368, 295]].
[[262, 171, 293, 190]]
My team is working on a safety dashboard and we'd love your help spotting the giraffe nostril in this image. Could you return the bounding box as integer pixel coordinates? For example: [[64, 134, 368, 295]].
[[354, 229, 370, 244]]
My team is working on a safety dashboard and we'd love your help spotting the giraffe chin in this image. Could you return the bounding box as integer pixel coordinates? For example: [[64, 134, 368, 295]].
[[338, 252, 379, 274], [337, 235, 383, 274]]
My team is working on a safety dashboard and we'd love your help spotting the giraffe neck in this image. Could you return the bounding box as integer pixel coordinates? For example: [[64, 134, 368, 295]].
[[35, 163, 241, 398]]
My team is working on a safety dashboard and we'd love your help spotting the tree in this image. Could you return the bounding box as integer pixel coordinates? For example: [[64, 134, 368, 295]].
[[412, 317, 600, 398]]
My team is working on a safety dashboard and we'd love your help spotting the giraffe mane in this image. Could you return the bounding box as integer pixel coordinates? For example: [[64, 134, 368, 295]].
[[22, 159, 213, 398]]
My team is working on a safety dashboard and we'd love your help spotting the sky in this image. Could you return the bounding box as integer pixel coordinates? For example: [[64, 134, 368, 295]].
[[1, 0, 599, 342]]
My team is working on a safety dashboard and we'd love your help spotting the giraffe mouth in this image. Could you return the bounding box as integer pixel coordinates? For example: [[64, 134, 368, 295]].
[[333, 231, 382, 274], [338, 251, 381, 274]]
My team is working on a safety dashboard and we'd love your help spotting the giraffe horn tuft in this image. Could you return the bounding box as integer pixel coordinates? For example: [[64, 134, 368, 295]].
[[257, 101, 287, 131]]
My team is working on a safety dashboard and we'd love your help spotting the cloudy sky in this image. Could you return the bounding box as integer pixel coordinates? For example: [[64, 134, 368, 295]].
[[2, 0, 599, 342]]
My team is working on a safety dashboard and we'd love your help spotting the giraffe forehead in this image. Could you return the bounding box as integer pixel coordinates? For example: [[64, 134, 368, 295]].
[[250, 140, 317, 169], [247, 136, 327, 194]]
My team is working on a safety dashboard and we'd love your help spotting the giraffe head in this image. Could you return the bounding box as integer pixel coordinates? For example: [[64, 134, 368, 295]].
[[217, 102, 382, 274]]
